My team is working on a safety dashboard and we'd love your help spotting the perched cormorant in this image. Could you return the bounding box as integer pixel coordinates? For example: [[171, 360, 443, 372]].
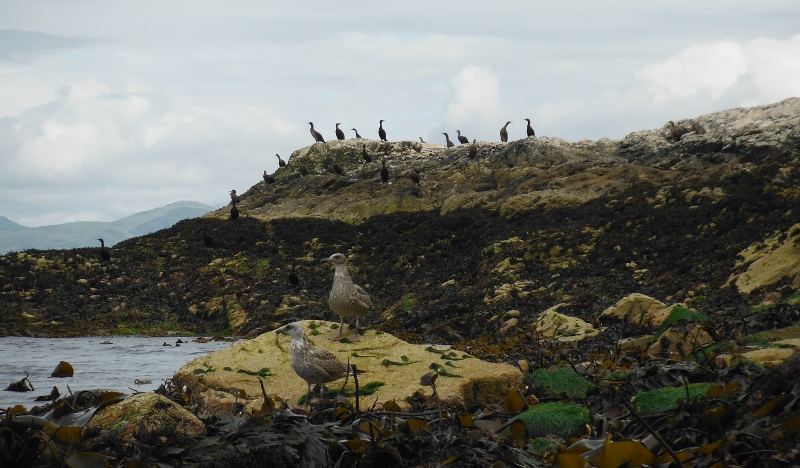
[[276, 154, 286, 167], [332, 163, 345, 176], [288, 262, 300, 286], [335, 123, 345, 140], [524, 118, 535, 137], [500, 121, 511, 142], [419, 137, 425, 143], [230, 201, 239, 219], [309, 122, 325, 143], [457, 130, 469, 144], [667, 121, 680, 142], [378, 120, 387, 141], [98, 238, 110, 262], [409, 169, 420, 186], [263, 170, 275, 184], [443, 132, 454, 148], [469, 139, 477, 159], [229, 189, 241, 204], [298, 164, 309, 177], [351, 128, 363, 139], [361, 144, 372, 163], [202, 228, 215, 247], [380, 160, 389, 183]]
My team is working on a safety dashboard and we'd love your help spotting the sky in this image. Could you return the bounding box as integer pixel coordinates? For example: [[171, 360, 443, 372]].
[[1, 1, 799, 227]]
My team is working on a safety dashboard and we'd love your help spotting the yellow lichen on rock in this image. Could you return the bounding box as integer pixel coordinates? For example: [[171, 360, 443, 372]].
[[534, 304, 598, 342], [729, 223, 800, 294]]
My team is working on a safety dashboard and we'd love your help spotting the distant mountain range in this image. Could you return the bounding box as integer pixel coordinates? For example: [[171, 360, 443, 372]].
[[0, 201, 213, 254]]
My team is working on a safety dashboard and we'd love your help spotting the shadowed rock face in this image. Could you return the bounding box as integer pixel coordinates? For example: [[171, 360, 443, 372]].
[[1, 99, 799, 346]]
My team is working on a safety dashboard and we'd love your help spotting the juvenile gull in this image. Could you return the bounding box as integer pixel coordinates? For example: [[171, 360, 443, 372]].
[[322, 253, 372, 342], [276, 322, 350, 407]]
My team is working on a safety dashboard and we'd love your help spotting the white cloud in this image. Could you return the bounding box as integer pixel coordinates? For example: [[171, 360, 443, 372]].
[[443, 66, 504, 128], [635, 34, 800, 105]]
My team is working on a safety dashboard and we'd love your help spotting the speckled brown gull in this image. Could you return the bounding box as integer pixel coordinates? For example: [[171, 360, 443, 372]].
[[322, 253, 372, 342], [276, 322, 349, 407]]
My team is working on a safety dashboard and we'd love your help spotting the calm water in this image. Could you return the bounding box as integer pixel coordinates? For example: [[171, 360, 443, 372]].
[[0, 336, 236, 410]]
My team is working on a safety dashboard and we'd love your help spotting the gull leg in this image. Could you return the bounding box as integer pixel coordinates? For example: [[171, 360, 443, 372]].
[[351, 316, 361, 342], [330, 314, 346, 341]]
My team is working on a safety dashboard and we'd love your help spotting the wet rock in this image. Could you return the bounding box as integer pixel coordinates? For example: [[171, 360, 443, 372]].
[[50, 360, 74, 378]]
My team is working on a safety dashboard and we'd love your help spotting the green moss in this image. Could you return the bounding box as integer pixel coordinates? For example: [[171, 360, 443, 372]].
[[223, 366, 233, 371], [526, 367, 595, 399], [784, 290, 800, 306], [358, 381, 386, 396], [509, 402, 590, 438], [529, 437, 563, 454], [632, 382, 714, 415], [429, 362, 462, 378], [402, 293, 417, 312], [654, 306, 709, 338], [192, 367, 216, 375], [116, 325, 142, 336]]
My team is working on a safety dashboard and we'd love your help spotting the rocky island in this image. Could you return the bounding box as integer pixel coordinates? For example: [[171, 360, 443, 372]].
[[2, 98, 800, 467]]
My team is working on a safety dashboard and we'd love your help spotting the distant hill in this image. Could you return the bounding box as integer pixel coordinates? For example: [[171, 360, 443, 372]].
[[0, 201, 213, 253]]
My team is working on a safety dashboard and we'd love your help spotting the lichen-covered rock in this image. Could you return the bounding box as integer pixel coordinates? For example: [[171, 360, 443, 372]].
[[173, 320, 523, 415], [597, 293, 673, 327], [647, 323, 713, 359], [729, 223, 800, 294], [84, 393, 205, 446], [534, 304, 598, 342]]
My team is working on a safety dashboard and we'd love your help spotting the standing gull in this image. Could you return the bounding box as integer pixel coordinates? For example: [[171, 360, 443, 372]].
[[500, 121, 511, 142], [276, 322, 350, 408], [323, 253, 372, 342]]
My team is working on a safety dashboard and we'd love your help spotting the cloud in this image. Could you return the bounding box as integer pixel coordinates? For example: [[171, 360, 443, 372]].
[[443, 66, 504, 129], [635, 34, 800, 105], [0, 29, 93, 62]]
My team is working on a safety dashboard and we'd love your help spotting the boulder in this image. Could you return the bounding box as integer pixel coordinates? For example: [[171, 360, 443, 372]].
[[174, 320, 523, 415], [84, 393, 205, 446], [647, 323, 713, 360], [534, 304, 598, 342], [597, 293, 676, 328], [728, 223, 800, 294]]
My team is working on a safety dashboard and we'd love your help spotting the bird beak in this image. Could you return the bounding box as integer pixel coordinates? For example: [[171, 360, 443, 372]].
[[321, 257, 331, 263], [276, 326, 286, 335]]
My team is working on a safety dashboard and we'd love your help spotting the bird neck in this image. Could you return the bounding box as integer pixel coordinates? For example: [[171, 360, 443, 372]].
[[333, 264, 353, 282]]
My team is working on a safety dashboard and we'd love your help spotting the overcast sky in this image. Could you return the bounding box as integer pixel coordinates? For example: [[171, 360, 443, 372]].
[[1, 1, 799, 227]]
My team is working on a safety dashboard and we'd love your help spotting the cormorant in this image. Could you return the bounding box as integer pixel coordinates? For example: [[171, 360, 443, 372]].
[[230, 201, 239, 219], [419, 137, 425, 143], [332, 163, 345, 176], [409, 169, 420, 186], [309, 122, 325, 143], [202, 228, 215, 247], [380, 160, 389, 183], [276, 154, 286, 167], [468, 139, 477, 159], [667, 121, 680, 142], [298, 164, 309, 177], [98, 238, 110, 262], [443, 132, 454, 148], [524, 118, 535, 137], [457, 130, 469, 144], [351, 128, 362, 139], [361, 144, 372, 163], [229, 189, 241, 204], [378, 120, 387, 141], [288, 262, 300, 286], [500, 121, 511, 142], [263, 170, 275, 184], [335, 123, 345, 140]]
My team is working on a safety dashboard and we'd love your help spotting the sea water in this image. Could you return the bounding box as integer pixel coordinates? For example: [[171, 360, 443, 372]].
[[0, 336, 236, 409]]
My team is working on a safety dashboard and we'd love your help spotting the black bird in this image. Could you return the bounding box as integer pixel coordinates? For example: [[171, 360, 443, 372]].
[[361, 144, 372, 163], [202, 228, 215, 247], [380, 160, 389, 183], [409, 169, 420, 186], [443, 132, 454, 148], [378, 120, 387, 141], [298, 164, 309, 177], [230, 201, 240, 219], [500, 121, 511, 142], [263, 170, 275, 184], [276, 154, 286, 167], [468, 139, 477, 159], [230, 189, 241, 204], [524, 118, 535, 137], [351, 128, 362, 139], [457, 130, 469, 144], [332, 163, 345, 176], [288, 262, 300, 286], [335, 123, 345, 140], [309, 122, 325, 143], [98, 238, 110, 262], [419, 137, 425, 143]]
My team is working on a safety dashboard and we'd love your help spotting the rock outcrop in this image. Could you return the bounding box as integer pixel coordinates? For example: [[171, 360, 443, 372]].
[[174, 320, 523, 415]]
